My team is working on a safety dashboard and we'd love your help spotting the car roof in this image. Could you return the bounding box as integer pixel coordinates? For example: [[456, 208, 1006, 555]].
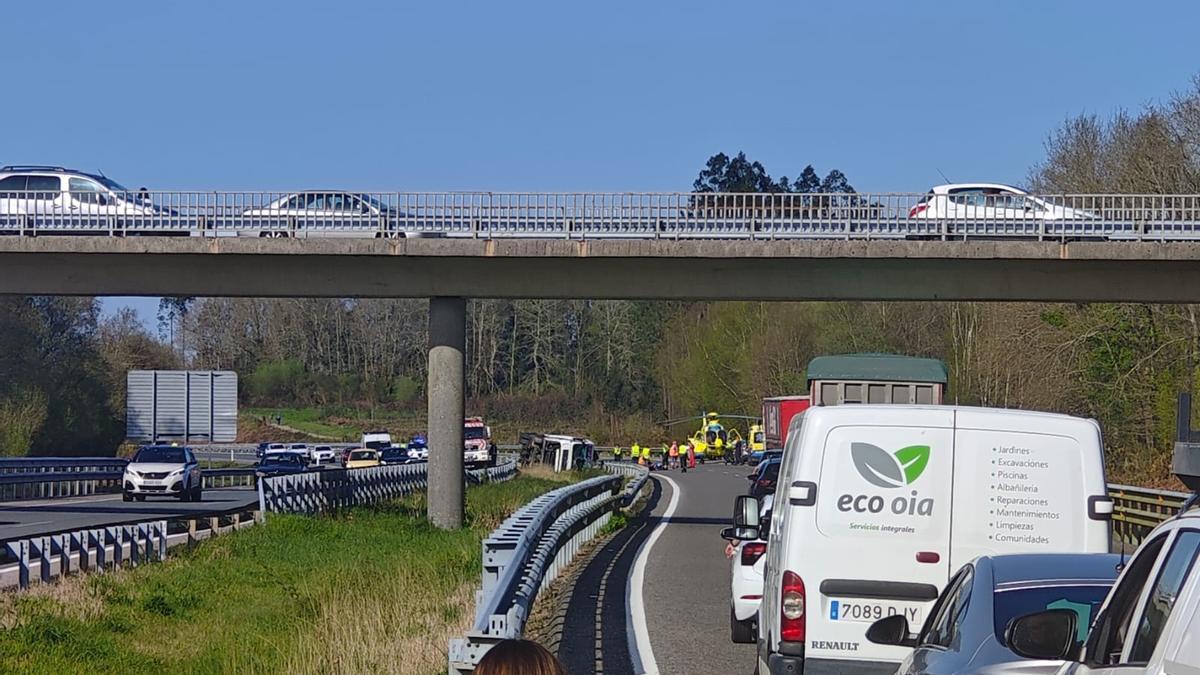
[[929, 183, 1028, 194], [987, 553, 1124, 585]]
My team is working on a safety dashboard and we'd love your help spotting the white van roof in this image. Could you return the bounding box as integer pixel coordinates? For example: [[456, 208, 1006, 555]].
[[802, 404, 1099, 427]]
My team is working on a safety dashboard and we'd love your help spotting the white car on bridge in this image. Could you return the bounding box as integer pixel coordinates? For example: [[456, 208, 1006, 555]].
[[908, 183, 1094, 221], [238, 191, 439, 238], [0, 165, 172, 233]]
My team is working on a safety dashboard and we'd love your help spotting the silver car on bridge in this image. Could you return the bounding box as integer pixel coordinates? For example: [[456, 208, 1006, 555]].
[[866, 553, 1122, 674]]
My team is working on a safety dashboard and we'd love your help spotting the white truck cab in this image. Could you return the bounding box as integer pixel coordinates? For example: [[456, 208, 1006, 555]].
[[737, 405, 1113, 675]]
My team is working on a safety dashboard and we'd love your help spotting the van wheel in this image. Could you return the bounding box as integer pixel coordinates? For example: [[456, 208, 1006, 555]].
[[731, 609, 755, 643]]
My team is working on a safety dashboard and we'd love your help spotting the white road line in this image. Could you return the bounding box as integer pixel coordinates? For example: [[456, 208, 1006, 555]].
[[627, 472, 681, 675]]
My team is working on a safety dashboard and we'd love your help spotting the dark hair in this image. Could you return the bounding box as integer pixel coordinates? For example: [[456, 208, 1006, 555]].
[[474, 639, 566, 675]]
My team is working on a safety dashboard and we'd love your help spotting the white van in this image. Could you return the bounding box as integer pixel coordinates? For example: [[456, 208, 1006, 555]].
[[739, 405, 1113, 675]]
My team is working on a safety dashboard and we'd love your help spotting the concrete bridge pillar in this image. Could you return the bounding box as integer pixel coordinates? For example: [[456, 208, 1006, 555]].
[[428, 296, 466, 529]]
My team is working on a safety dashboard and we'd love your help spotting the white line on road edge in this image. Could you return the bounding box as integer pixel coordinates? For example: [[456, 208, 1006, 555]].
[[627, 472, 681, 675]]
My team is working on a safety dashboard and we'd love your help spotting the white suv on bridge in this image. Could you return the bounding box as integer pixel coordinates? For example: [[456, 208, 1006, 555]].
[[0, 165, 171, 233]]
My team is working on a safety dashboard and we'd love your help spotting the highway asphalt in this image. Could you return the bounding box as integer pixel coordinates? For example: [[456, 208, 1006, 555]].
[[641, 462, 757, 675], [556, 460, 755, 674], [0, 487, 259, 542]]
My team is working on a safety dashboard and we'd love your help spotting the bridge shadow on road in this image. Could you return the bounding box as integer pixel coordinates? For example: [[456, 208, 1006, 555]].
[[556, 477, 664, 675]]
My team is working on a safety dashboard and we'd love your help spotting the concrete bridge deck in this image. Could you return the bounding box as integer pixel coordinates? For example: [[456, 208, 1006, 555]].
[[2, 237, 1200, 302]]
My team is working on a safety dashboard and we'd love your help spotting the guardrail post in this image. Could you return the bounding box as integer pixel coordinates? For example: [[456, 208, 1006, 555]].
[[92, 529, 106, 572], [74, 531, 88, 573], [54, 533, 70, 577], [9, 541, 30, 589], [37, 537, 51, 584]]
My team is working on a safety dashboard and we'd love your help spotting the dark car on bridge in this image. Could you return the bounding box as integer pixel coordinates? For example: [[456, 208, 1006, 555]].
[[380, 446, 411, 466], [747, 457, 781, 498], [254, 452, 310, 481]]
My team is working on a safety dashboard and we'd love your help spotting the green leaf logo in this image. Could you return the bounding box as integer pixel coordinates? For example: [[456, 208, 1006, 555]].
[[851, 443, 931, 488], [894, 445, 930, 484]]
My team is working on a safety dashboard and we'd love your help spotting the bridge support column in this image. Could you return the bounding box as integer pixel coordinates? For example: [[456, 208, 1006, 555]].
[[428, 296, 466, 529]]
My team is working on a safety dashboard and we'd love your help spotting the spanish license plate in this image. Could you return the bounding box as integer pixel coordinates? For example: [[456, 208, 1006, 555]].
[[829, 600, 923, 625]]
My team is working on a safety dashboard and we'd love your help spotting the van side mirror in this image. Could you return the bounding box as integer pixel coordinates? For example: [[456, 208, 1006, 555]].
[[1005, 609, 1078, 661], [865, 615, 917, 648], [728, 495, 760, 540]]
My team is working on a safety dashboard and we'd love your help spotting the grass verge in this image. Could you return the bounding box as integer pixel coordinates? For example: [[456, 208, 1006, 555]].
[[0, 473, 585, 675]]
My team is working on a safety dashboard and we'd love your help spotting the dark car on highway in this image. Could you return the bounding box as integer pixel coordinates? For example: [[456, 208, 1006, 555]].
[[747, 457, 781, 498], [380, 446, 411, 466], [254, 452, 310, 480]]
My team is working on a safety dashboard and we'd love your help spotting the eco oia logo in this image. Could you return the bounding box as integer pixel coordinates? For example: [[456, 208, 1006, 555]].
[[839, 443, 935, 517], [851, 443, 931, 488]]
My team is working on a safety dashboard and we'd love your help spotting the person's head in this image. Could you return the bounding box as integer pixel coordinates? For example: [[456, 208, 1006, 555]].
[[474, 639, 565, 675]]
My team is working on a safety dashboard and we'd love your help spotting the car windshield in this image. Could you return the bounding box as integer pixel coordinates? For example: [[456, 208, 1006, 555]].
[[265, 454, 303, 465], [381, 448, 405, 459], [349, 451, 376, 461], [134, 447, 186, 463], [464, 427, 486, 440], [992, 583, 1113, 643], [289, 444, 307, 449], [760, 461, 781, 480], [364, 440, 390, 450]]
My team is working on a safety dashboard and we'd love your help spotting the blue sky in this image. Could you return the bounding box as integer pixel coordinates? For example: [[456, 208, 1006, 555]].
[[5, 0, 1198, 325]]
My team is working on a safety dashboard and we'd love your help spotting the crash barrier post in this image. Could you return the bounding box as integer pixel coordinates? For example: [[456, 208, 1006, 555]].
[[448, 463, 644, 672]]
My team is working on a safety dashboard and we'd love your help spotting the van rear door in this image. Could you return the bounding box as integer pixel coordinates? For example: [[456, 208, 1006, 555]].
[[807, 409, 954, 663], [949, 409, 1109, 571]]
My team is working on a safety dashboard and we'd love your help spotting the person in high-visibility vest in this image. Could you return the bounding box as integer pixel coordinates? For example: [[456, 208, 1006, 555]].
[[668, 441, 679, 470], [632, 442, 642, 466], [642, 444, 652, 467], [612, 445, 622, 462]]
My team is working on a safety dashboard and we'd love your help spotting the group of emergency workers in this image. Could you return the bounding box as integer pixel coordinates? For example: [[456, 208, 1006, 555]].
[[610, 439, 697, 472]]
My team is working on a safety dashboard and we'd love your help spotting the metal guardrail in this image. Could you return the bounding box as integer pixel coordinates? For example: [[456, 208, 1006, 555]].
[[0, 500, 263, 589], [449, 463, 646, 672], [0, 458, 260, 500], [7, 190, 1200, 240], [1109, 483, 1191, 546], [258, 457, 518, 515]]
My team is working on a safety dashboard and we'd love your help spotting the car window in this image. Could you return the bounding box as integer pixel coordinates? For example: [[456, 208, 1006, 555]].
[[133, 447, 186, 463], [0, 176, 27, 192], [992, 582, 1114, 643], [920, 566, 972, 648], [948, 188, 985, 207], [1085, 534, 1169, 666], [1128, 530, 1200, 663], [185, 450, 196, 464], [26, 175, 61, 195], [68, 177, 106, 204]]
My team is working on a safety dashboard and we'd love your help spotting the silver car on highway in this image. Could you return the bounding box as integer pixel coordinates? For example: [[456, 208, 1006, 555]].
[[865, 553, 1122, 675]]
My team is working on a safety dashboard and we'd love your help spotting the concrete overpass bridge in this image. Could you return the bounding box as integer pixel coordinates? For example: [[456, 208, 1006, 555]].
[[6, 189, 1200, 528]]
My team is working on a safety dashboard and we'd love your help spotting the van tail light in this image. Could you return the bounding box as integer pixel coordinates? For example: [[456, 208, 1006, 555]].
[[909, 204, 927, 217], [780, 570, 806, 642], [741, 542, 767, 566]]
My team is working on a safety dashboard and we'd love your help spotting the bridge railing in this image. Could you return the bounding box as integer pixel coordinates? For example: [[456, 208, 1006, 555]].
[[448, 462, 648, 672], [7, 190, 1200, 240]]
